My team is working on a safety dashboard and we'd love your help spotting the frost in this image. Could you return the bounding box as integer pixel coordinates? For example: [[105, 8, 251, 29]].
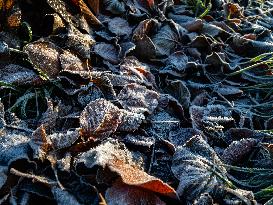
[[108, 17, 132, 37], [0, 133, 31, 165], [24, 40, 61, 78], [172, 135, 229, 201], [80, 99, 122, 138], [118, 83, 159, 114]]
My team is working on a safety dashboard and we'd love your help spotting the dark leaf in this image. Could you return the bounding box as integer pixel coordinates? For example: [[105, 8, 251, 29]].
[[108, 17, 132, 37], [94, 43, 119, 64], [171, 135, 230, 201]]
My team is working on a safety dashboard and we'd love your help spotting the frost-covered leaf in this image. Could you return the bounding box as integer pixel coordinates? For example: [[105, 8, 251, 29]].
[[103, 0, 126, 14], [193, 193, 214, 205], [190, 105, 234, 140], [0, 64, 38, 85], [0, 133, 31, 165], [117, 109, 145, 132], [80, 99, 122, 138], [123, 134, 155, 151], [147, 111, 180, 140], [51, 187, 81, 205], [119, 42, 136, 58], [169, 128, 203, 147], [164, 51, 189, 72], [214, 84, 243, 96], [29, 125, 51, 160], [152, 23, 186, 56], [47, 0, 74, 24], [120, 56, 156, 86], [172, 135, 229, 201], [165, 80, 191, 108], [105, 182, 166, 205], [48, 129, 80, 150], [90, 72, 116, 100], [133, 33, 156, 60], [77, 83, 103, 107], [108, 17, 132, 37], [38, 100, 59, 132], [24, 40, 62, 78], [94, 43, 119, 64], [118, 83, 159, 114], [65, 25, 95, 59], [221, 138, 259, 165], [75, 139, 134, 169], [76, 139, 177, 199], [60, 50, 85, 72]]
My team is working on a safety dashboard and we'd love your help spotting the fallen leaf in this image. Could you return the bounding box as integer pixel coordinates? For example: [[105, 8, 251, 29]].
[[105, 182, 166, 205], [80, 99, 122, 138], [24, 40, 62, 78], [117, 83, 159, 114], [94, 43, 119, 64], [172, 135, 229, 201]]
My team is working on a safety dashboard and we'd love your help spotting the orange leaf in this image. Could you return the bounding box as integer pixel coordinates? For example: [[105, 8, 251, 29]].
[[87, 0, 99, 15], [109, 159, 177, 199], [105, 182, 166, 205], [77, 0, 101, 26], [4, 0, 14, 11]]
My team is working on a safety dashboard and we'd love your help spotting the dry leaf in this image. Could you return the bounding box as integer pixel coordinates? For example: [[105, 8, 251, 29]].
[[118, 83, 159, 114], [80, 99, 122, 138], [172, 135, 229, 201], [105, 182, 166, 205], [24, 40, 62, 78], [221, 138, 259, 165]]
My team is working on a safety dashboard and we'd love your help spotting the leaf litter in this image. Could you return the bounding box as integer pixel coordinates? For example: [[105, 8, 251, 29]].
[[1, 0, 273, 204]]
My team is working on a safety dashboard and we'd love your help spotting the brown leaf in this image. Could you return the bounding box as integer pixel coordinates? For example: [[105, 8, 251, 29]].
[[75, 0, 101, 26], [80, 99, 122, 138], [76, 140, 177, 199], [109, 159, 177, 199], [132, 19, 158, 60], [105, 182, 166, 205], [223, 3, 244, 19], [47, 0, 74, 24], [86, 0, 100, 15], [24, 40, 62, 78], [30, 125, 51, 160]]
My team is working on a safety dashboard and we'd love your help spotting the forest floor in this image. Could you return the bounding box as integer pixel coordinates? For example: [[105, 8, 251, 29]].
[[1, 0, 273, 204]]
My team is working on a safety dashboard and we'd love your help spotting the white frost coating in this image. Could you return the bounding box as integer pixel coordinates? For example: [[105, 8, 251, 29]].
[[118, 83, 159, 114], [76, 139, 133, 169]]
